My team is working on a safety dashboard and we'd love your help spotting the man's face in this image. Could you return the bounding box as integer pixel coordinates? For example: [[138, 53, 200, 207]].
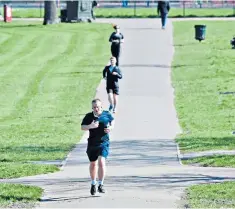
[[116, 28, 120, 33], [110, 58, 116, 65], [92, 101, 102, 115]]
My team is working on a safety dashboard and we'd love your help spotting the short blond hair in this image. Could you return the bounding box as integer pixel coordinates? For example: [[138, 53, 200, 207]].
[[92, 98, 101, 104]]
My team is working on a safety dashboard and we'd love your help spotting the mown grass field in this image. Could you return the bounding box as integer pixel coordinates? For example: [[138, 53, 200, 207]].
[[172, 20, 235, 208], [0, 21, 111, 205], [172, 20, 235, 156], [185, 181, 235, 208], [183, 155, 235, 167], [95, 8, 235, 18], [0, 183, 42, 207], [8, 7, 235, 18]]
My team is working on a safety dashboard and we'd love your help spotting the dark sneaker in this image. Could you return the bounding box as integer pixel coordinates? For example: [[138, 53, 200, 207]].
[[98, 184, 106, 193], [90, 184, 96, 195]]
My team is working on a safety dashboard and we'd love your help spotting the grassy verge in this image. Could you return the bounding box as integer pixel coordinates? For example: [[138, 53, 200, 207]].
[[95, 8, 235, 18], [0, 20, 111, 206], [7, 8, 235, 18], [183, 155, 235, 167], [0, 183, 42, 208], [10, 8, 59, 18], [0, 21, 111, 180], [185, 181, 235, 208], [172, 21, 235, 163]]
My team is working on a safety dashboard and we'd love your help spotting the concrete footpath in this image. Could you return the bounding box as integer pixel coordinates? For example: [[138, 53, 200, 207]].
[[1, 19, 235, 208]]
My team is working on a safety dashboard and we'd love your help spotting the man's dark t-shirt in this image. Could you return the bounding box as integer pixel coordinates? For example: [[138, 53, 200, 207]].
[[81, 111, 114, 147], [109, 32, 124, 49], [103, 65, 122, 89]]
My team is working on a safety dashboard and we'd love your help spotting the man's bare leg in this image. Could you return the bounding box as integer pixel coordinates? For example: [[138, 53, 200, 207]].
[[90, 161, 98, 195], [90, 161, 98, 183], [97, 156, 106, 193], [113, 93, 119, 113], [108, 91, 114, 111]]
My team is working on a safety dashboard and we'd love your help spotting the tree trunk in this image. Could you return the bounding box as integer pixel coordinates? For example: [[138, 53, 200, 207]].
[[43, 1, 58, 25]]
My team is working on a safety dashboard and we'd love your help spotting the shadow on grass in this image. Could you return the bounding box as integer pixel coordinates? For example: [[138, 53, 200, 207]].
[[67, 71, 101, 74], [173, 42, 198, 47], [121, 64, 171, 68], [0, 144, 74, 157], [0, 144, 75, 167], [54, 71, 102, 77], [0, 195, 38, 202], [176, 136, 235, 153], [0, 24, 41, 29], [42, 113, 86, 119], [219, 92, 235, 95], [182, 155, 235, 164]]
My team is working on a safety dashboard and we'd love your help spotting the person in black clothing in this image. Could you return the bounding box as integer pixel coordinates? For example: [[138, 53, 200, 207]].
[[103, 56, 122, 113], [81, 98, 115, 195], [109, 25, 124, 66], [157, 1, 170, 29], [91, 1, 98, 20]]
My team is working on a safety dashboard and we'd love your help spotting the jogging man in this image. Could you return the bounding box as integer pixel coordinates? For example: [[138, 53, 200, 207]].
[[81, 99, 115, 195], [103, 56, 122, 113]]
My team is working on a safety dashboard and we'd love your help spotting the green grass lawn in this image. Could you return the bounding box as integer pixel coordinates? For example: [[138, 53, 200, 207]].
[[185, 181, 235, 208], [95, 8, 235, 18], [0, 21, 111, 177], [0, 20, 111, 206], [10, 8, 58, 18], [8, 7, 235, 18], [173, 21, 235, 208], [172, 20, 235, 164], [0, 183, 42, 208], [183, 155, 235, 167]]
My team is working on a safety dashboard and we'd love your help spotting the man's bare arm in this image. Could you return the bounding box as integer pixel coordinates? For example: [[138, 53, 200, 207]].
[[81, 121, 99, 131], [81, 125, 91, 131], [104, 119, 115, 134]]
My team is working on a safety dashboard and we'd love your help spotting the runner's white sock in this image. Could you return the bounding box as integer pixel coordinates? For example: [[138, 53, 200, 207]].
[[98, 180, 103, 185], [91, 180, 96, 185]]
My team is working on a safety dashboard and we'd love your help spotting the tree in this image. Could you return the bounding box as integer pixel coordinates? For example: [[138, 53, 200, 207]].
[[43, 1, 58, 25]]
